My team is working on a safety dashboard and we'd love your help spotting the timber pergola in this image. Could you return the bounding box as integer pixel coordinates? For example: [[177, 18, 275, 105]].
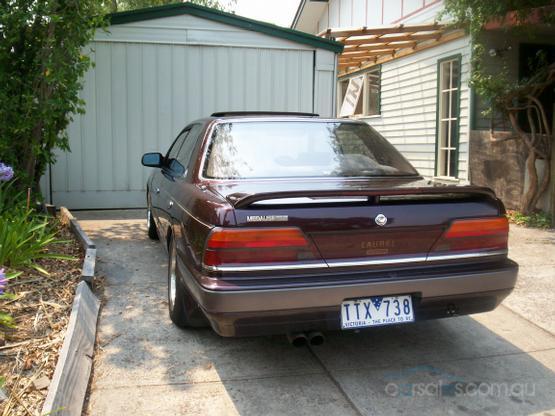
[[318, 23, 465, 76]]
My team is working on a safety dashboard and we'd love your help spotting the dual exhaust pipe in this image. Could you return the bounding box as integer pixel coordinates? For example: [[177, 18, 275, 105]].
[[287, 331, 325, 347]]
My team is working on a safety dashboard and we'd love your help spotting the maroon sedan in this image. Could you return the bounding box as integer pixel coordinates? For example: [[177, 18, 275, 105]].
[[141, 112, 517, 344]]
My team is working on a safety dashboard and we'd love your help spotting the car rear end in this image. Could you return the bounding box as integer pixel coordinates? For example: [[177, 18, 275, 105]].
[[183, 117, 518, 337]]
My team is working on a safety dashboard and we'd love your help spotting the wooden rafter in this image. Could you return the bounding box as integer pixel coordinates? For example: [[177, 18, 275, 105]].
[[319, 23, 465, 76], [343, 32, 442, 47], [318, 23, 442, 38], [343, 43, 417, 52], [341, 48, 398, 57]]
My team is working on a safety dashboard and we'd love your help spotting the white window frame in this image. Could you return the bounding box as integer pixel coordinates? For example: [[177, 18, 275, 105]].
[[435, 56, 461, 178], [337, 67, 381, 118]]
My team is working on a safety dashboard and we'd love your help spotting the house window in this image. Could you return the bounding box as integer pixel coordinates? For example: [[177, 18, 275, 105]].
[[338, 67, 381, 118], [436, 56, 461, 178]]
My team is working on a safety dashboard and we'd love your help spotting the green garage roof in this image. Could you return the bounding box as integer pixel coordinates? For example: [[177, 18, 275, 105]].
[[108, 2, 343, 53]]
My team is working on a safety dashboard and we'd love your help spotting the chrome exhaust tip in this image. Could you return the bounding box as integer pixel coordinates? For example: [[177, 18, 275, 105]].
[[286, 332, 308, 347], [307, 331, 325, 346]]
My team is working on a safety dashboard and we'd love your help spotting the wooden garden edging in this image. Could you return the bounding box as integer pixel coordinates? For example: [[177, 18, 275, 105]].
[[59, 207, 96, 284], [41, 208, 100, 416]]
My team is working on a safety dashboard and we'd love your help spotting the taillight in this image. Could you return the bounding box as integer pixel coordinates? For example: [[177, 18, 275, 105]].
[[430, 217, 509, 254], [203, 227, 322, 269]]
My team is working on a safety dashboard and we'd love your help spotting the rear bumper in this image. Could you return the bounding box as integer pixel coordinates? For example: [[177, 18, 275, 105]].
[[181, 260, 518, 337]]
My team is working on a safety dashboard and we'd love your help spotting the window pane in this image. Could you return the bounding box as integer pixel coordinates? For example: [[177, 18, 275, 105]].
[[449, 119, 457, 148], [441, 61, 451, 90], [205, 121, 419, 179], [441, 91, 450, 119], [367, 87, 379, 116], [366, 70, 380, 116], [177, 124, 203, 167], [448, 149, 457, 177], [440, 120, 449, 146], [440, 149, 449, 176], [340, 81, 349, 101], [167, 131, 188, 159], [355, 91, 364, 114], [450, 60, 460, 88], [450, 89, 458, 118]]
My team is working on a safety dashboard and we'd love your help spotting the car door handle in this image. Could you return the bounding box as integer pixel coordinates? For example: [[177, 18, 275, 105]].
[[155, 187, 160, 194], [168, 201, 174, 209]]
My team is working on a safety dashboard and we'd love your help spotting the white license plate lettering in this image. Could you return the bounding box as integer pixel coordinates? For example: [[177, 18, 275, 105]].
[[341, 295, 414, 329]]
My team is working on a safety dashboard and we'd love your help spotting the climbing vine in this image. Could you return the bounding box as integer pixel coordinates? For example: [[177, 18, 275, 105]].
[[443, 0, 555, 213]]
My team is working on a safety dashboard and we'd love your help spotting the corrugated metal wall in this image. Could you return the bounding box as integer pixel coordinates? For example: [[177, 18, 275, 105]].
[[49, 14, 336, 209]]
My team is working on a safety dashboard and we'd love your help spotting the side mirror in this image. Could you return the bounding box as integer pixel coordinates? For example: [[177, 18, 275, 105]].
[[141, 152, 163, 168]]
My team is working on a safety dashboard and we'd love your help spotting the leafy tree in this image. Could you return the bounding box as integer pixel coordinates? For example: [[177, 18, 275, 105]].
[[105, 0, 236, 13], [443, 0, 555, 214], [0, 0, 105, 191]]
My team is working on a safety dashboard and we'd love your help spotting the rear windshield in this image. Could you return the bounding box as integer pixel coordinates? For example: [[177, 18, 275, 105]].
[[204, 121, 419, 179]]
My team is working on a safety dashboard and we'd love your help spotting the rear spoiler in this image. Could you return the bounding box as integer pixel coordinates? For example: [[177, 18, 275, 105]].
[[227, 186, 497, 209]]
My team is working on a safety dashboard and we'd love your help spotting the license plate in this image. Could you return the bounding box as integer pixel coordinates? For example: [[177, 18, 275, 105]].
[[341, 295, 414, 329]]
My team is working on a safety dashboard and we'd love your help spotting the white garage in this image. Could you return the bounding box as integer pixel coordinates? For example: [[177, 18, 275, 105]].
[[44, 3, 341, 209]]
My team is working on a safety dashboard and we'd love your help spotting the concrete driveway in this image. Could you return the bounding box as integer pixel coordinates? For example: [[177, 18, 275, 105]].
[[78, 210, 555, 416]]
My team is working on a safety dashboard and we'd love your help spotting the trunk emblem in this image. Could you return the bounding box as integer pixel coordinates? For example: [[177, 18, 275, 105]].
[[246, 215, 288, 222], [375, 214, 388, 227]]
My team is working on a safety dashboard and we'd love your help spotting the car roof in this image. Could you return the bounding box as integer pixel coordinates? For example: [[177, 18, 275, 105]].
[[210, 111, 319, 118], [190, 112, 364, 124]]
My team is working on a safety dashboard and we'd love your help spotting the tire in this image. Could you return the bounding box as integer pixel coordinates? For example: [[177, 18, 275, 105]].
[[147, 207, 159, 240], [167, 236, 208, 328]]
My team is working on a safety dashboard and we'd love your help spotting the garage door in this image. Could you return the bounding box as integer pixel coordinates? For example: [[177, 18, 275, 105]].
[[50, 42, 315, 209]]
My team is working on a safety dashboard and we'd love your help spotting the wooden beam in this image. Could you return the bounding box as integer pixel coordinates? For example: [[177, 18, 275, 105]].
[[341, 53, 395, 62], [338, 58, 377, 68], [338, 63, 365, 70], [338, 29, 466, 76], [344, 43, 416, 52], [343, 32, 442, 46], [345, 40, 416, 50], [319, 22, 442, 38], [341, 48, 398, 58], [339, 59, 368, 66]]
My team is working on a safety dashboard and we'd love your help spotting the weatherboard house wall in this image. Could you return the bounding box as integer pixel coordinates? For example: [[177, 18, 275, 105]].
[[293, 0, 471, 181], [358, 36, 471, 179], [44, 4, 341, 210]]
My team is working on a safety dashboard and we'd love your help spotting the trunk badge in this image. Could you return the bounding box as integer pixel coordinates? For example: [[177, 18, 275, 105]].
[[375, 214, 388, 227], [247, 215, 288, 222]]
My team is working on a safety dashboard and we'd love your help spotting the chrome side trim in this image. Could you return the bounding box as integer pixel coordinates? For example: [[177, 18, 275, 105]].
[[204, 250, 508, 272], [327, 256, 427, 268], [426, 250, 508, 262], [204, 262, 328, 272]]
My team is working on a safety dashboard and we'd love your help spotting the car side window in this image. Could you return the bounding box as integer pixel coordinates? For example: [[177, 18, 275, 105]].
[[166, 130, 190, 161], [176, 124, 203, 170]]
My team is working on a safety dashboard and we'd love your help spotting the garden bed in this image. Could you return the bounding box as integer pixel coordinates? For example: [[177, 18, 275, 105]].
[[0, 222, 84, 416]]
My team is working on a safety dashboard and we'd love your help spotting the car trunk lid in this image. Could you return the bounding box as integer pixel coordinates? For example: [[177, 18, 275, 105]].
[[204, 178, 501, 267]]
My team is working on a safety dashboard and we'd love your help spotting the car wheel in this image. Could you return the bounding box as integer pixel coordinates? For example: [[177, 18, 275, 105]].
[[147, 207, 159, 240], [167, 236, 208, 328]]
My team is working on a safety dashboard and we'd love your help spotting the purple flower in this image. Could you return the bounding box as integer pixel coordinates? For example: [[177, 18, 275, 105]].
[[0, 268, 6, 295], [0, 163, 14, 182]]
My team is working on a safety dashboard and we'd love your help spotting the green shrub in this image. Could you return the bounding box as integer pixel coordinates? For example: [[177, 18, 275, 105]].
[[0, 211, 72, 275], [507, 210, 553, 229], [0, 164, 72, 274], [0, 181, 26, 216]]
